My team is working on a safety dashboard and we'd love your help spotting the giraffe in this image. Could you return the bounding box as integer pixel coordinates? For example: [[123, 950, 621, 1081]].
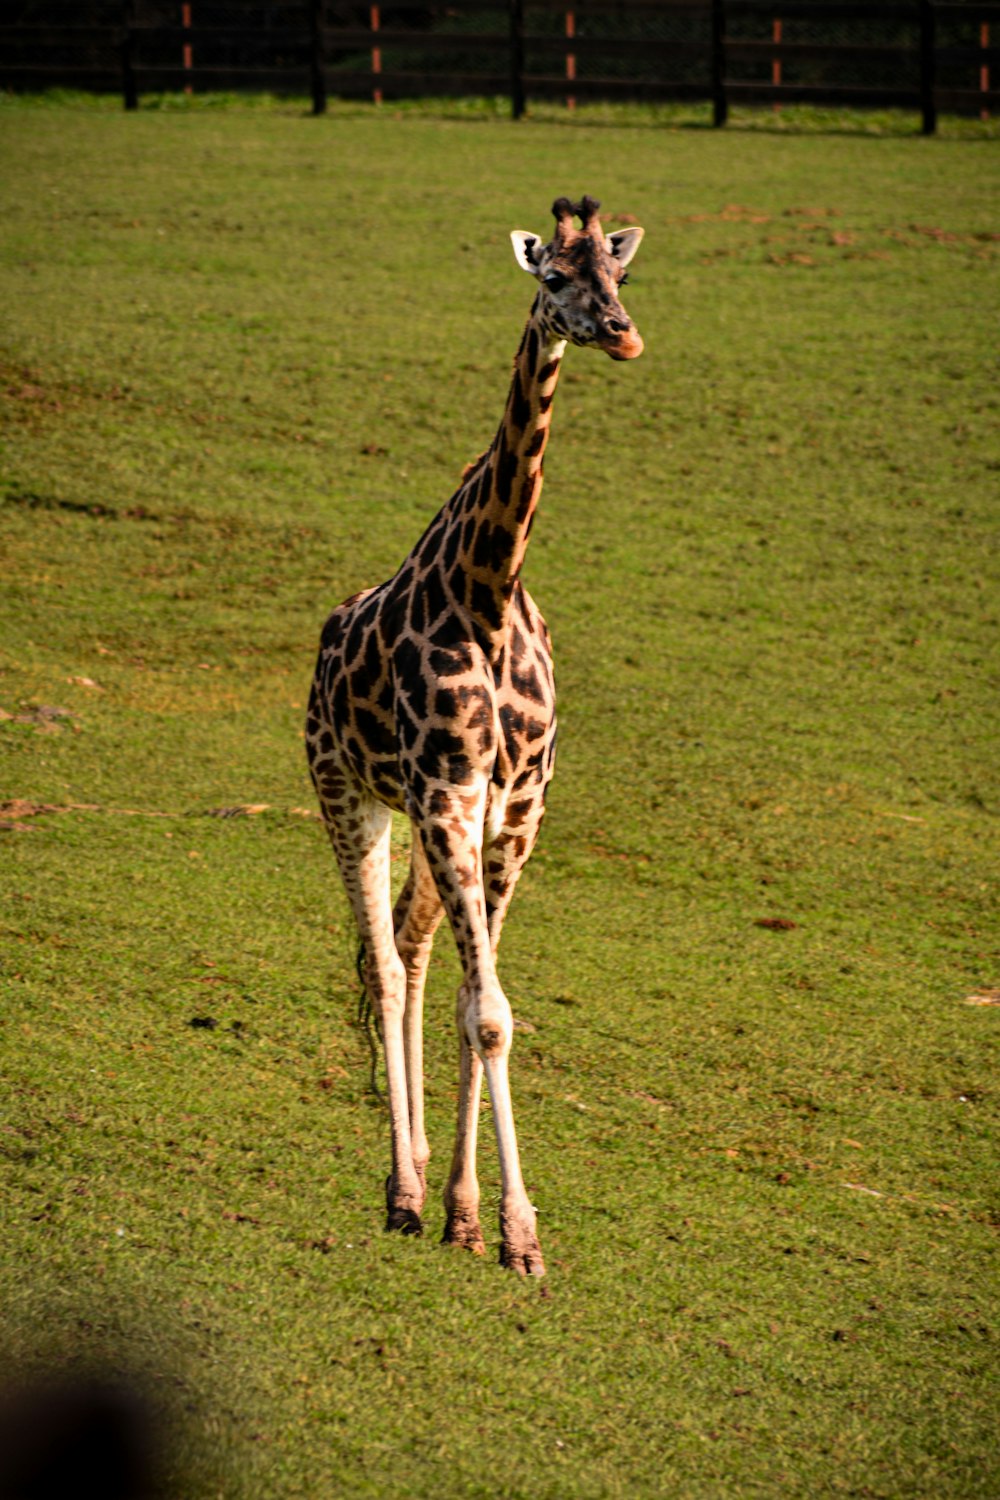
[[305, 195, 644, 1275]]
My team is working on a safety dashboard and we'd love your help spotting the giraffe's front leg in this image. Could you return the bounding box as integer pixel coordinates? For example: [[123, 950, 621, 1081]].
[[481, 812, 550, 1275], [484, 1050, 544, 1277], [416, 788, 545, 1276]]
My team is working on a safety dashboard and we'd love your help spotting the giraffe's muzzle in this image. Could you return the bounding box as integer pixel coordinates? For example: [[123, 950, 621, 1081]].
[[602, 324, 644, 361]]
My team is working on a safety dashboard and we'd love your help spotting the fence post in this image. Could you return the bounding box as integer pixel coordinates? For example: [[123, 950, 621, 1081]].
[[510, 0, 526, 119], [121, 0, 137, 110], [981, 22, 991, 122], [370, 5, 383, 105], [919, 0, 936, 134], [181, 2, 193, 95], [711, 0, 727, 126], [566, 8, 576, 112], [310, 0, 327, 115]]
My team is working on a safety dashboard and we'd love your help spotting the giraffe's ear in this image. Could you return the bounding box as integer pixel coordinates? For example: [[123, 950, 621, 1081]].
[[510, 231, 543, 274], [606, 226, 644, 268]]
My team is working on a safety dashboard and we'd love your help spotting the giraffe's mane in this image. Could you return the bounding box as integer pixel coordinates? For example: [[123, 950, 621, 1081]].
[[460, 447, 491, 482]]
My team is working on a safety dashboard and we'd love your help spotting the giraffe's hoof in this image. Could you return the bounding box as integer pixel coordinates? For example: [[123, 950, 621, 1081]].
[[384, 1175, 423, 1235], [442, 1208, 486, 1255], [499, 1205, 546, 1276], [499, 1239, 546, 1277], [385, 1205, 423, 1236]]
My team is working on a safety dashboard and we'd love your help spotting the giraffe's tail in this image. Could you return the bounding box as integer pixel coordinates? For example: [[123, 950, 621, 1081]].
[[354, 939, 384, 1103]]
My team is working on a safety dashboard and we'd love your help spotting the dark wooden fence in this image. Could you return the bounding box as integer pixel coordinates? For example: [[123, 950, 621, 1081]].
[[2, 1, 998, 132]]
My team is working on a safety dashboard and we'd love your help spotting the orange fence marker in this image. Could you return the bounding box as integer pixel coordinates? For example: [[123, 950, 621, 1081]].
[[772, 17, 782, 110], [566, 10, 576, 111], [182, 2, 192, 95], [371, 5, 382, 105]]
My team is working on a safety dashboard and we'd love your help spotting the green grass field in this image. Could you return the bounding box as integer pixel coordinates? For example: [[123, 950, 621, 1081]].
[[1, 95, 998, 1497]]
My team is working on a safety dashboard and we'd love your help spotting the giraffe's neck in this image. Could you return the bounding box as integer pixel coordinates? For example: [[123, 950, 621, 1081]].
[[436, 308, 566, 644]]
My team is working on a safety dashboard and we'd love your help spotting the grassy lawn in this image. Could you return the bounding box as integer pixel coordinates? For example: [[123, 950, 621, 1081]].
[[1, 95, 997, 1496]]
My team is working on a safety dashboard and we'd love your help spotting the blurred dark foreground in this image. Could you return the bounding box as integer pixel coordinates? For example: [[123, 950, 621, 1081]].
[[0, 1375, 163, 1500]]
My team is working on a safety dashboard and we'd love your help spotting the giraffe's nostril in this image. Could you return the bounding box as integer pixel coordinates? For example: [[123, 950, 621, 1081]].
[[607, 316, 629, 335]]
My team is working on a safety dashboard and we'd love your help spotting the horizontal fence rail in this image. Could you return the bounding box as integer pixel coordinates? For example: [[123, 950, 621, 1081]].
[[1, 2, 998, 130]]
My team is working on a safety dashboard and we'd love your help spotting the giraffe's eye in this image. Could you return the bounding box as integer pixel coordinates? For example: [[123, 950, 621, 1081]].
[[619, 272, 630, 286], [543, 272, 567, 292]]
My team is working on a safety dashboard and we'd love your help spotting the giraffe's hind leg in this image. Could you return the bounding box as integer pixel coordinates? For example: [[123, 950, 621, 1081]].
[[314, 768, 424, 1235], [394, 829, 486, 1254], [392, 835, 444, 1207], [441, 1020, 486, 1255]]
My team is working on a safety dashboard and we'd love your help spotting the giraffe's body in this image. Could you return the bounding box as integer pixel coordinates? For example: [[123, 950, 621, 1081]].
[[306, 197, 644, 1273]]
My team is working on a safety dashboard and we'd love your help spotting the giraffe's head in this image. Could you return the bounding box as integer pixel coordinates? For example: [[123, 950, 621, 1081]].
[[510, 195, 644, 361]]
